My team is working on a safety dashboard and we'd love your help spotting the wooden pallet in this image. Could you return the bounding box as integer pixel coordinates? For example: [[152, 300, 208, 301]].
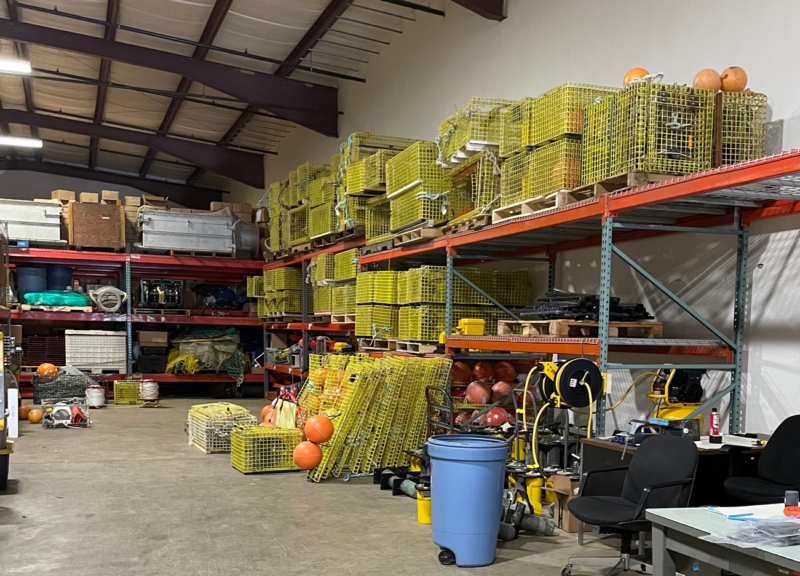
[[15, 304, 93, 313], [167, 249, 234, 259], [310, 226, 365, 249], [330, 313, 356, 324], [394, 226, 443, 247], [275, 243, 312, 259], [492, 190, 583, 223], [360, 239, 395, 256], [395, 341, 439, 354], [261, 314, 303, 322], [443, 213, 492, 235], [571, 171, 676, 197], [133, 308, 190, 315], [358, 338, 396, 351], [312, 313, 332, 321], [497, 319, 663, 338]]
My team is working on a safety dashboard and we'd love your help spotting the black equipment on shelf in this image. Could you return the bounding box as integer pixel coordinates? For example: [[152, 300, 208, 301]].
[[139, 279, 184, 308]]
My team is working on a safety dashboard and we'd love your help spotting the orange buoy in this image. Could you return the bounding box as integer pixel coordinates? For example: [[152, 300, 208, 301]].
[[304, 414, 334, 444], [261, 404, 274, 420], [491, 381, 514, 403], [18, 405, 31, 420], [623, 67, 649, 87], [293, 441, 323, 470], [484, 407, 510, 427], [37, 363, 58, 377], [28, 409, 43, 424], [720, 66, 748, 92], [466, 381, 491, 404], [494, 361, 517, 382], [472, 361, 494, 382], [450, 361, 472, 384], [693, 69, 721, 92]]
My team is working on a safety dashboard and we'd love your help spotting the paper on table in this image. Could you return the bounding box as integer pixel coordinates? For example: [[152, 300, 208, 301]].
[[695, 435, 763, 450], [706, 503, 786, 520]]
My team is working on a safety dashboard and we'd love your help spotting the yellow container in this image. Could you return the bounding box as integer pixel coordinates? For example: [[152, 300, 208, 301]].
[[417, 492, 432, 525], [458, 318, 486, 336]]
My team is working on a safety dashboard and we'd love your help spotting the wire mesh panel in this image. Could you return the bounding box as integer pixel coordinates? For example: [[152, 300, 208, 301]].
[[188, 403, 257, 454], [390, 185, 467, 232], [493, 270, 532, 307], [611, 83, 714, 175], [529, 138, 582, 199], [530, 83, 619, 148], [334, 248, 359, 281], [310, 253, 336, 283], [287, 170, 299, 208], [582, 93, 615, 185], [332, 284, 356, 314], [355, 305, 398, 338], [437, 97, 514, 164], [500, 150, 534, 207], [230, 425, 302, 474], [337, 195, 367, 230], [297, 160, 330, 188], [365, 195, 392, 245], [287, 205, 309, 246], [386, 141, 450, 195], [403, 305, 447, 342], [406, 266, 447, 304], [246, 276, 264, 298], [356, 272, 374, 304], [310, 202, 337, 239], [447, 151, 503, 224], [340, 133, 418, 167], [500, 98, 535, 158], [313, 284, 333, 313], [345, 149, 398, 195], [717, 91, 767, 166], [308, 176, 337, 207], [262, 290, 302, 314], [397, 271, 408, 305], [264, 267, 302, 291], [330, 154, 341, 179], [267, 209, 285, 253]]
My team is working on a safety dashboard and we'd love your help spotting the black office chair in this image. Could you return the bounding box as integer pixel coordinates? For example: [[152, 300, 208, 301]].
[[724, 414, 800, 504], [563, 435, 698, 576]]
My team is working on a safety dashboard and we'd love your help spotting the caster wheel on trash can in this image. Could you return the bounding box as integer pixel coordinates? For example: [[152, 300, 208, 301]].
[[562, 564, 573, 576], [438, 549, 456, 566]]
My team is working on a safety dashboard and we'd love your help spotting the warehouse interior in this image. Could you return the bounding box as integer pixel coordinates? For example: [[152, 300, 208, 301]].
[[3, 0, 800, 574]]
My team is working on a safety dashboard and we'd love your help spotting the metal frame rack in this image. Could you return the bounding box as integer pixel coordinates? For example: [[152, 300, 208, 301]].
[[6, 249, 265, 397], [350, 151, 800, 435]]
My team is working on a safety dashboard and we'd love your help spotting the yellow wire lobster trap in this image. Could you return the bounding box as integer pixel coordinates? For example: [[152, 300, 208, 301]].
[[261, 290, 302, 315], [313, 284, 333, 314], [365, 195, 392, 245], [113, 380, 140, 405], [188, 403, 257, 454], [500, 97, 535, 158], [263, 267, 302, 291], [610, 83, 714, 176], [332, 284, 356, 314], [716, 91, 767, 166], [345, 149, 398, 195], [529, 138, 582, 199], [309, 202, 337, 239], [334, 248, 359, 281], [246, 276, 264, 298], [355, 305, 398, 338], [308, 176, 337, 207], [310, 253, 336, 283], [337, 195, 367, 231], [499, 150, 534, 207], [530, 83, 619, 148], [437, 97, 514, 166], [286, 170, 299, 208], [230, 425, 302, 474], [355, 271, 398, 304], [399, 305, 447, 342], [447, 151, 503, 224], [287, 205, 309, 246], [356, 272, 374, 304], [390, 184, 469, 232], [296, 160, 330, 187], [386, 141, 451, 196], [582, 93, 615, 185], [340, 132, 418, 167]]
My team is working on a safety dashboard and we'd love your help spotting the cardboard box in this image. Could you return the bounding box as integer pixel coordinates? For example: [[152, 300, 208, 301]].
[[125, 195, 142, 207], [79, 192, 99, 203], [251, 366, 265, 375], [101, 190, 120, 205], [234, 211, 253, 223], [210, 201, 230, 212], [549, 474, 587, 533], [138, 331, 169, 347], [254, 207, 269, 223], [232, 202, 251, 213], [51, 189, 76, 202]]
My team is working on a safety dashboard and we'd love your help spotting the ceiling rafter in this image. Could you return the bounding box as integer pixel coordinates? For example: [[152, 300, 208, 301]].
[[5, 0, 40, 161], [189, 0, 355, 186], [89, 0, 120, 169], [138, 0, 233, 179]]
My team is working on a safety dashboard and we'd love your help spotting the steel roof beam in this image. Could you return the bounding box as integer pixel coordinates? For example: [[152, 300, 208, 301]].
[[5, 0, 40, 161], [139, 0, 233, 179], [451, 0, 506, 20], [0, 109, 265, 188], [89, 0, 120, 169], [0, 18, 339, 137], [0, 159, 223, 208]]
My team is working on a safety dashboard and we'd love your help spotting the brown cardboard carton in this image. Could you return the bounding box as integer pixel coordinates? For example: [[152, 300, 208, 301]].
[[210, 201, 230, 212], [79, 192, 99, 203], [234, 211, 253, 223], [138, 331, 169, 347], [125, 195, 142, 207], [51, 189, 75, 202], [548, 474, 587, 533], [101, 190, 120, 205]]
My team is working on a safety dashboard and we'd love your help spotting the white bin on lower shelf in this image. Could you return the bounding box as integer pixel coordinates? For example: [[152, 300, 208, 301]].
[[65, 329, 127, 374]]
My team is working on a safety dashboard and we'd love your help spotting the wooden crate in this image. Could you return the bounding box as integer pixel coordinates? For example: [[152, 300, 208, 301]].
[[68, 202, 125, 250], [497, 319, 662, 338]]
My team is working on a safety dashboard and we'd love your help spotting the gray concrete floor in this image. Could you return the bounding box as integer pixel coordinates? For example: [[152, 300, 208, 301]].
[[0, 398, 624, 575]]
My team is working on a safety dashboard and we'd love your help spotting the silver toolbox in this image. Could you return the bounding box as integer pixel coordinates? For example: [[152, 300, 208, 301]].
[[0, 199, 64, 244], [137, 209, 236, 254]]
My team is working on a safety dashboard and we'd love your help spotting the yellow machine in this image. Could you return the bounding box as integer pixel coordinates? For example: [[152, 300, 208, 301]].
[[438, 318, 485, 344], [648, 368, 705, 423]]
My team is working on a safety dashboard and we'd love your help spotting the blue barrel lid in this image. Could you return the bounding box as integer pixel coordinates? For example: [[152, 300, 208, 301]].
[[427, 434, 509, 462]]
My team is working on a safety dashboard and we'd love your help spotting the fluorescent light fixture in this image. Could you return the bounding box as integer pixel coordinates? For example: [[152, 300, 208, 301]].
[[0, 58, 32, 75], [0, 135, 43, 148]]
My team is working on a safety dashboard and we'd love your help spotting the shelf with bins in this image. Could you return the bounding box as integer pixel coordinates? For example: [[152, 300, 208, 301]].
[[16, 372, 264, 384]]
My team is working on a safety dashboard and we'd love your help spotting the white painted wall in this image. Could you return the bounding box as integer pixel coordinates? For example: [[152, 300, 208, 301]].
[[230, 0, 800, 433]]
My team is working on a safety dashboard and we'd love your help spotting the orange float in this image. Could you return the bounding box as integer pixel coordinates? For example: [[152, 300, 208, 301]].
[[450, 361, 472, 384], [720, 66, 748, 92], [693, 69, 721, 92], [293, 441, 323, 470], [28, 409, 43, 424], [18, 405, 31, 420], [472, 361, 494, 383], [623, 67, 649, 87], [466, 381, 491, 404], [37, 363, 58, 377], [304, 414, 334, 444]]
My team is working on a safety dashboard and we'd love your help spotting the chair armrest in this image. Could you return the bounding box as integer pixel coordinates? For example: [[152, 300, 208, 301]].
[[633, 477, 694, 518], [579, 466, 630, 497]]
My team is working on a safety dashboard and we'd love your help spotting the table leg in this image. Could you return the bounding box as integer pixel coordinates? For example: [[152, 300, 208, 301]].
[[652, 524, 676, 576]]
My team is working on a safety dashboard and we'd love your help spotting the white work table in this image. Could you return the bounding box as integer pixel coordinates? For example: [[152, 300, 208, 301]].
[[646, 507, 800, 576]]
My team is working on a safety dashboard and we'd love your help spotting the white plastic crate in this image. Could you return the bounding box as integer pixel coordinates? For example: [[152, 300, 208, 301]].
[[65, 330, 127, 373]]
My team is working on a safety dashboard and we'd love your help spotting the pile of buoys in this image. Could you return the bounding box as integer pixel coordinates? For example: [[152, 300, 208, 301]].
[[293, 414, 334, 470]]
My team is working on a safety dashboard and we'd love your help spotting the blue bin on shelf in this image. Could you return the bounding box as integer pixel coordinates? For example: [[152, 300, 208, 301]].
[[16, 265, 47, 298], [47, 265, 74, 291], [427, 435, 509, 567]]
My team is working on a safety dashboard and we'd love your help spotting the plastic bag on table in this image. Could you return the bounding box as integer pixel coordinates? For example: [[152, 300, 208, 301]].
[[702, 517, 800, 548]]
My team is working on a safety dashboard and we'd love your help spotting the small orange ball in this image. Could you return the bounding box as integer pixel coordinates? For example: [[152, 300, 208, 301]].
[[37, 363, 58, 377], [18, 405, 31, 420], [624, 67, 649, 87], [28, 409, 43, 424], [261, 405, 274, 419], [304, 415, 334, 444], [293, 441, 323, 470]]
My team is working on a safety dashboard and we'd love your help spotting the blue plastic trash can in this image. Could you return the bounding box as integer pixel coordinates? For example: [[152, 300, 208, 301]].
[[427, 435, 509, 567]]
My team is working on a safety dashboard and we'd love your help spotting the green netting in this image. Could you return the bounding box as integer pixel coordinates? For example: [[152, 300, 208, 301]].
[[22, 291, 91, 306]]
